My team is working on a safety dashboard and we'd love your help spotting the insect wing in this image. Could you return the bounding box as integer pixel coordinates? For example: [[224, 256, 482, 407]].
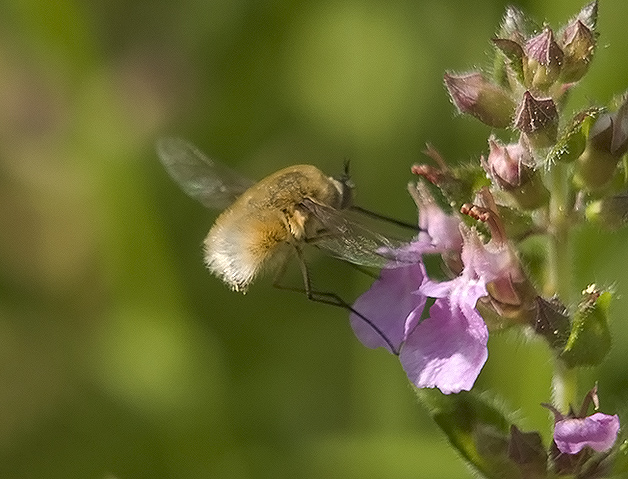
[[156, 137, 255, 210], [301, 199, 411, 269]]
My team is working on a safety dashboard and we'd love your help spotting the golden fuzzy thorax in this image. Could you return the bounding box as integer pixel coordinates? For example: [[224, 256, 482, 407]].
[[203, 165, 345, 292]]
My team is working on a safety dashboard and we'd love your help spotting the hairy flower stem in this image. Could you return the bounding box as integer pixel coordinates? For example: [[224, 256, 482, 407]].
[[552, 360, 578, 412], [547, 161, 577, 411], [547, 163, 572, 300]]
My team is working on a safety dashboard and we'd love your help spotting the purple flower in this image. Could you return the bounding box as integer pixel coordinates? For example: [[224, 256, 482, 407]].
[[410, 182, 463, 253], [554, 412, 620, 455], [351, 187, 530, 394], [351, 224, 499, 394], [400, 275, 488, 394], [350, 257, 489, 394], [484, 136, 534, 189], [350, 263, 426, 354], [545, 387, 621, 457]]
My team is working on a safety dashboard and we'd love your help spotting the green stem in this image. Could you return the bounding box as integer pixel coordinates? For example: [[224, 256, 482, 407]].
[[546, 161, 577, 411], [546, 162, 572, 301], [552, 360, 578, 412]]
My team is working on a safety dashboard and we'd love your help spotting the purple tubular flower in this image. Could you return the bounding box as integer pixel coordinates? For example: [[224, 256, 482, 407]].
[[410, 182, 463, 253], [554, 413, 620, 455], [351, 225, 495, 394], [350, 263, 426, 354], [400, 277, 488, 394]]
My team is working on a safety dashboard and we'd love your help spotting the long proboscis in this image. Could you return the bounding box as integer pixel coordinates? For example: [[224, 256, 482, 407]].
[[349, 205, 421, 232]]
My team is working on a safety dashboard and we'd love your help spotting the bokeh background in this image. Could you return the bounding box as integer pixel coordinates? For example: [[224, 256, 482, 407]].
[[1, 0, 627, 477]]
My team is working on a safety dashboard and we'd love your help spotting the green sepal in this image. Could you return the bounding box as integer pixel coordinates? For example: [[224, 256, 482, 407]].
[[508, 425, 548, 479], [533, 296, 571, 351], [560, 288, 612, 368], [421, 162, 490, 215], [610, 436, 628, 476], [495, 204, 535, 240], [444, 163, 491, 208], [585, 192, 628, 230], [415, 388, 547, 479], [497, 5, 541, 40], [492, 38, 526, 86], [547, 108, 602, 164], [506, 173, 550, 211]]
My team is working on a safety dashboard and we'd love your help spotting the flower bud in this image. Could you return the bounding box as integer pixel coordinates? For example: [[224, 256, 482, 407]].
[[444, 72, 516, 128], [514, 91, 558, 148], [575, 1, 599, 31], [486, 136, 533, 188], [559, 19, 596, 83], [574, 96, 628, 191], [498, 6, 538, 41], [585, 193, 628, 229], [483, 136, 549, 210], [560, 285, 612, 368], [524, 28, 564, 91], [557, 1, 597, 83]]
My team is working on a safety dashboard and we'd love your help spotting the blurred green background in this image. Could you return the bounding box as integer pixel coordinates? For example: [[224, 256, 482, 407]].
[[0, 0, 627, 477]]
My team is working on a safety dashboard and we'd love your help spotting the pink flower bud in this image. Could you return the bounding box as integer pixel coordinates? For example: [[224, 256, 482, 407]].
[[444, 72, 515, 128], [524, 28, 564, 90], [483, 136, 549, 209], [485, 136, 533, 188]]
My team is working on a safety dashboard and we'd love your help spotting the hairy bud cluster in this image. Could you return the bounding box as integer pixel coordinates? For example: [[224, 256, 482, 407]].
[[348, 2, 625, 477], [419, 0, 620, 373], [444, 2, 599, 160]]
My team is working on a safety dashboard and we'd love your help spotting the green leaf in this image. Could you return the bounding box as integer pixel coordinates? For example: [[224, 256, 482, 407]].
[[610, 436, 628, 477], [547, 108, 602, 164], [560, 288, 612, 368], [415, 388, 542, 479], [492, 38, 526, 86], [508, 426, 548, 479]]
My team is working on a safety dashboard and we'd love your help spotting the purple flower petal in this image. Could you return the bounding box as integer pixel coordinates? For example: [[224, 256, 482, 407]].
[[350, 263, 427, 353], [554, 413, 620, 454], [419, 277, 455, 299], [400, 279, 489, 394], [411, 183, 464, 253]]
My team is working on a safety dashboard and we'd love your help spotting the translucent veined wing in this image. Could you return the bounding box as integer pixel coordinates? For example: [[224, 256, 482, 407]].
[[156, 137, 255, 210], [301, 199, 414, 269]]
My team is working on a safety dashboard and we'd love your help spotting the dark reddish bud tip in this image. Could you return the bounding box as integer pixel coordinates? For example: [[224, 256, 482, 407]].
[[514, 91, 558, 148], [524, 28, 564, 90]]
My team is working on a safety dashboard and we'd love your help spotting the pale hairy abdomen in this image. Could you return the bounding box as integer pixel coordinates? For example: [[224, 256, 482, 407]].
[[203, 209, 292, 292], [202, 164, 343, 292]]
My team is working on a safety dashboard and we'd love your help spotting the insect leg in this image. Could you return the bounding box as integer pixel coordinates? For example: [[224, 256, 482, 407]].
[[272, 245, 399, 355]]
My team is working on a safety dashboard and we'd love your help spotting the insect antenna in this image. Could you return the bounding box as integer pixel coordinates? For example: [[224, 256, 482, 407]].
[[273, 245, 399, 355]]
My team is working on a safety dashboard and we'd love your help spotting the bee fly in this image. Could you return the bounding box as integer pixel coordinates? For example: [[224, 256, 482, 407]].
[[157, 137, 415, 351]]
